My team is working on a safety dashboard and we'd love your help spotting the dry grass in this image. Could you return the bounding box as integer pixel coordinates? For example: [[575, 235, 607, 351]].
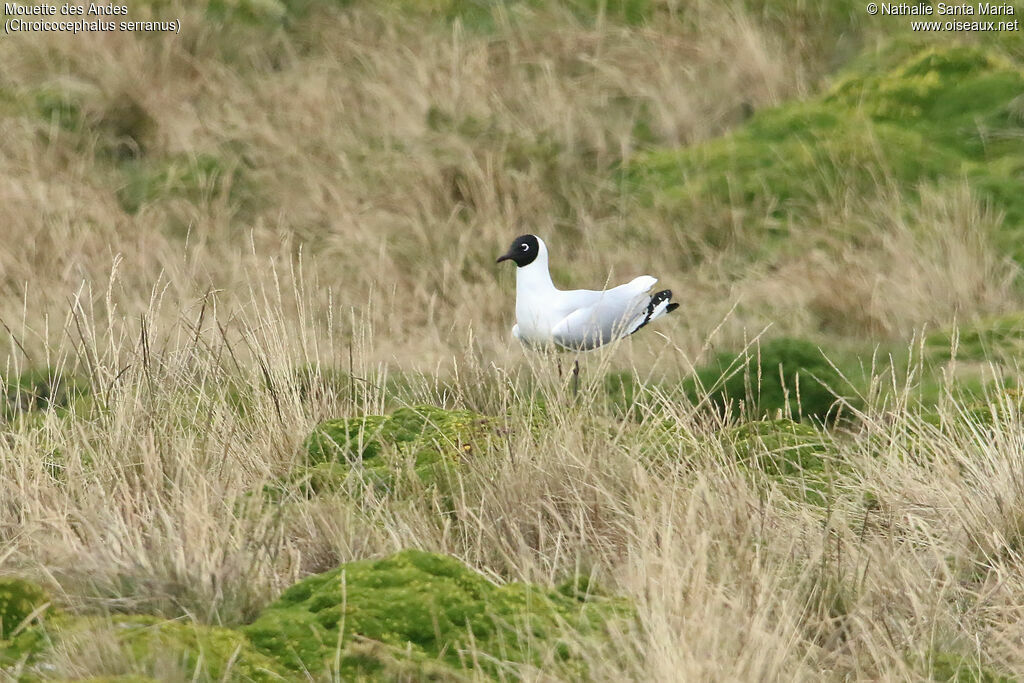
[[1, 1, 1023, 680]]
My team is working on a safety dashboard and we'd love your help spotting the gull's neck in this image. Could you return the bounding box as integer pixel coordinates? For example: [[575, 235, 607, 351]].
[[516, 256, 555, 295]]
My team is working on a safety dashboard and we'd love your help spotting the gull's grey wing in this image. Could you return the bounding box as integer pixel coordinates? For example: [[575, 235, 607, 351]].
[[550, 276, 657, 350]]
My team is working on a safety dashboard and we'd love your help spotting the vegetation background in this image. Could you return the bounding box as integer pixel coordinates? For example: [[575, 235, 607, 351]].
[[1, 0, 1024, 679]]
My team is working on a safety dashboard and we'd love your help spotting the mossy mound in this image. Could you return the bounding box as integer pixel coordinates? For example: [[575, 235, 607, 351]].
[[0, 579, 50, 641], [925, 313, 1024, 364], [117, 153, 250, 215], [306, 405, 491, 462], [203, 0, 643, 32], [5, 605, 287, 679], [683, 337, 848, 422], [826, 45, 1024, 160], [379, 0, 652, 30], [725, 419, 836, 506], [603, 370, 655, 417], [203, 0, 354, 26], [74, 677, 160, 683], [24, 614, 288, 683], [205, 0, 291, 24], [385, 0, 533, 27], [0, 579, 51, 669], [727, 419, 830, 477], [625, 44, 1024, 260], [926, 650, 1013, 682], [89, 618, 286, 679], [921, 389, 1024, 433], [32, 81, 155, 159], [300, 405, 494, 493], [244, 549, 624, 678], [3, 367, 89, 420], [563, 0, 651, 25], [34, 80, 92, 132]]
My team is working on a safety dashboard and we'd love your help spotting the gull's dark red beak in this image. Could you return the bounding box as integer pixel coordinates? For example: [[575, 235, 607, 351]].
[[496, 251, 514, 264]]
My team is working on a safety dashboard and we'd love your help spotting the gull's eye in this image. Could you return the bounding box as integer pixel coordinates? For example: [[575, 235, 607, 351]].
[[521, 243, 529, 251]]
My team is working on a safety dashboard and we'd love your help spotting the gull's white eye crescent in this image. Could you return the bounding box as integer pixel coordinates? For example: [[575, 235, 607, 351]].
[[521, 243, 529, 251]]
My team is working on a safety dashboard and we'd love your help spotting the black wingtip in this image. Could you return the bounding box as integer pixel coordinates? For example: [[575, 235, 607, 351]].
[[630, 289, 677, 336], [650, 289, 672, 305]]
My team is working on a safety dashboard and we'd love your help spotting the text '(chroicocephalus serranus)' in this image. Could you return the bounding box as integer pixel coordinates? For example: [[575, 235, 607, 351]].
[[496, 234, 678, 352]]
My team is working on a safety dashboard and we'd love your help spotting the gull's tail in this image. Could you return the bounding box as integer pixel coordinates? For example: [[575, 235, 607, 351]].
[[628, 289, 678, 335]]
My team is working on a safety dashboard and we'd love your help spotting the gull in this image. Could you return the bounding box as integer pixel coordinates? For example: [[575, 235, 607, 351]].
[[496, 234, 678, 385]]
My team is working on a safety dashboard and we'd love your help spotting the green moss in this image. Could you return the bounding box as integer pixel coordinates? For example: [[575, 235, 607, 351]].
[[114, 616, 286, 681], [204, 0, 354, 25], [378, 0, 528, 31], [727, 419, 829, 476], [565, 0, 651, 25], [0, 579, 51, 668], [683, 337, 850, 422], [375, 0, 653, 31], [725, 419, 835, 506], [274, 404, 497, 500], [920, 389, 1024, 433], [925, 314, 1024, 363], [276, 460, 393, 498], [32, 82, 154, 160], [117, 153, 250, 215], [34, 87, 84, 132], [52, 615, 288, 681], [927, 651, 1013, 682], [306, 413, 390, 462], [627, 106, 960, 254], [603, 370, 649, 416], [0, 579, 49, 641], [743, 0, 863, 27], [75, 677, 160, 683], [244, 549, 626, 677], [624, 44, 1024, 260], [827, 46, 1024, 157], [300, 405, 494, 493], [3, 367, 89, 420], [206, 0, 288, 23]]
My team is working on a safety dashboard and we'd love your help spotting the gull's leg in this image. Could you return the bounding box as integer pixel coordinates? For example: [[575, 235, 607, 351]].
[[571, 359, 580, 397], [557, 357, 563, 379]]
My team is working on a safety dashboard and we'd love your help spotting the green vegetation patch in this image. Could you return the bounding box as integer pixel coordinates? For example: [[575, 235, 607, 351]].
[[602, 370, 657, 417], [117, 153, 250, 215], [926, 650, 1013, 682], [299, 405, 495, 493], [725, 419, 836, 506], [203, 0, 358, 26], [385, 0, 528, 27], [0, 579, 51, 668], [827, 45, 1024, 159], [924, 313, 1024, 364], [200, 0, 650, 33], [625, 44, 1024, 259], [73, 677, 160, 683], [52, 615, 287, 681], [206, 0, 291, 24], [683, 337, 849, 423], [321, 0, 660, 33], [244, 549, 625, 677], [3, 367, 89, 420], [919, 388, 1024, 434], [564, 0, 651, 25], [0, 579, 49, 641], [33, 81, 155, 159], [2, 593, 287, 679]]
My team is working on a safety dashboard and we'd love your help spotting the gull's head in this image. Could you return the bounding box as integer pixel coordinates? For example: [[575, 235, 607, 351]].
[[496, 234, 545, 268]]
